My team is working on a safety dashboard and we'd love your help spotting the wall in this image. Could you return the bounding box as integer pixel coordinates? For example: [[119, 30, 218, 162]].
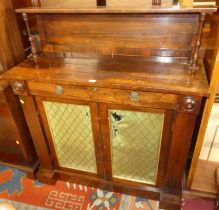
[[200, 104, 219, 162]]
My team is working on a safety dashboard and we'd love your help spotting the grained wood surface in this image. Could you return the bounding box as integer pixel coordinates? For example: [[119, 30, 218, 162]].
[[0, 0, 39, 176], [0, 61, 3, 72], [0, 81, 38, 173], [0, 55, 210, 97], [27, 81, 178, 110], [0, 0, 25, 71], [0, 104, 26, 164], [15, 6, 216, 14], [11, 0, 38, 54], [39, 13, 198, 58], [55, 168, 161, 199], [19, 95, 53, 171], [40, 0, 172, 8], [1, 2, 215, 208], [0, 81, 9, 91]]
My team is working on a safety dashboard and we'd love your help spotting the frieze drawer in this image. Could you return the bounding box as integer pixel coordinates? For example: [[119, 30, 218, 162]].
[[27, 81, 178, 110]]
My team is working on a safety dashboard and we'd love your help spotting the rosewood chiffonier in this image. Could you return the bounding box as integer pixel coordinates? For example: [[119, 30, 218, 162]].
[[0, 0, 217, 209]]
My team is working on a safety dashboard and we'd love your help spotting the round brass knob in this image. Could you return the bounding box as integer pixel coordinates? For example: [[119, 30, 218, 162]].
[[183, 96, 197, 112], [12, 81, 25, 94], [130, 91, 140, 102], [55, 86, 64, 95]]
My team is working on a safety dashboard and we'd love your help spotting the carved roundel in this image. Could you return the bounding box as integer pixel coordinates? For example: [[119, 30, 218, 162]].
[[11, 81, 25, 95], [182, 96, 198, 112]]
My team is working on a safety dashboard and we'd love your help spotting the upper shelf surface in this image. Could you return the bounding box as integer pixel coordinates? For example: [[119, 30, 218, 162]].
[[0, 54, 210, 97], [15, 0, 217, 14]]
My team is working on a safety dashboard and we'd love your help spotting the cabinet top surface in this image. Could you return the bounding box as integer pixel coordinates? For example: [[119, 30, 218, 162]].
[[0, 55, 209, 97], [15, 0, 217, 14]]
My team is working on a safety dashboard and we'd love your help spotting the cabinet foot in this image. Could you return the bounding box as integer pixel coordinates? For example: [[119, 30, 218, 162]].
[[36, 168, 57, 185], [159, 192, 182, 210], [26, 173, 36, 180], [26, 160, 40, 179]]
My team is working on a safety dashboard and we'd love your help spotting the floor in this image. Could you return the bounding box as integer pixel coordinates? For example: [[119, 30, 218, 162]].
[[0, 164, 216, 210], [191, 103, 219, 195], [191, 159, 217, 194]]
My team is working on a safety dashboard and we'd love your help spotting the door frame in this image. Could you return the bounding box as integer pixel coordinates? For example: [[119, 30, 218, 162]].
[[98, 102, 175, 188], [35, 96, 105, 178]]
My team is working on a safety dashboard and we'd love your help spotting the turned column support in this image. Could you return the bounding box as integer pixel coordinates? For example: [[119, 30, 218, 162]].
[[98, 0, 161, 5], [152, 0, 161, 5], [96, 0, 106, 6], [189, 12, 206, 74], [31, 0, 41, 7], [22, 13, 38, 63]]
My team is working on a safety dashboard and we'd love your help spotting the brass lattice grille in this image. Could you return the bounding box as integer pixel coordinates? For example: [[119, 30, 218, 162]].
[[43, 101, 97, 173], [109, 109, 164, 184]]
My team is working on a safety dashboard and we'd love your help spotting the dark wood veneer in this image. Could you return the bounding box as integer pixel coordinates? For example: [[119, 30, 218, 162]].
[[15, 6, 216, 14], [0, 55, 210, 97], [0, 1, 217, 209], [0, 81, 38, 176]]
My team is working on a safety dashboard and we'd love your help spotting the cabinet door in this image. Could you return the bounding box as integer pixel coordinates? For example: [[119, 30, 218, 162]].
[[99, 104, 174, 187], [35, 97, 104, 177]]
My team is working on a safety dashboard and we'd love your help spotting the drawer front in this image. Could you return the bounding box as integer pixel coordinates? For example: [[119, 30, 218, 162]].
[[27, 81, 178, 110]]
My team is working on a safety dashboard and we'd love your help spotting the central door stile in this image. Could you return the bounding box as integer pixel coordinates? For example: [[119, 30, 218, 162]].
[[89, 101, 105, 178], [99, 103, 113, 181]]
